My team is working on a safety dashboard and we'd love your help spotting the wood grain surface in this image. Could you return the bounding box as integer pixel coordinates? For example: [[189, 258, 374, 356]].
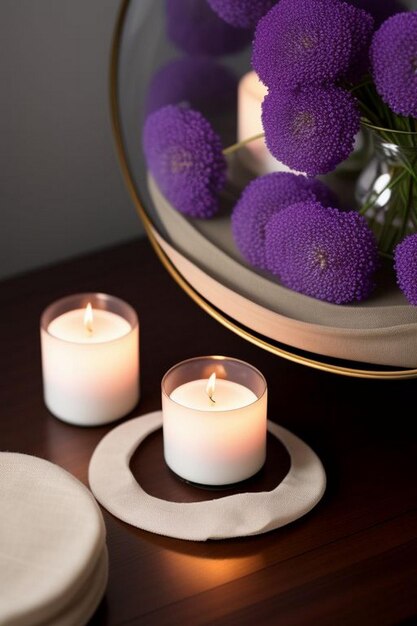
[[0, 238, 416, 626]]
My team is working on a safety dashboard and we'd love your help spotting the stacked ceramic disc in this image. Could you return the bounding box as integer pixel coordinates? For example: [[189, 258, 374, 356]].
[[0, 453, 108, 626]]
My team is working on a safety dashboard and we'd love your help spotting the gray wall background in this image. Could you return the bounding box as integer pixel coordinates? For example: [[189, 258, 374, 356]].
[[0, 0, 142, 280], [1, 0, 416, 280]]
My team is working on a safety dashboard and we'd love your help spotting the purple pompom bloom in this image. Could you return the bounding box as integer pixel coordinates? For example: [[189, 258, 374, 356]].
[[262, 86, 360, 176], [166, 0, 251, 57], [231, 173, 337, 269], [206, 0, 276, 29], [252, 0, 373, 89], [348, 0, 404, 28], [395, 234, 417, 305], [371, 12, 417, 118], [265, 201, 378, 304], [344, 2, 374, 81], [143, 105, 226, 218], [145, 57, 237, 118]]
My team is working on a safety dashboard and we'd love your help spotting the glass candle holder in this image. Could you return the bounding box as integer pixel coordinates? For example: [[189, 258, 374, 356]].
[[162, 356, 267, 486], [41, 293, 139, 426]]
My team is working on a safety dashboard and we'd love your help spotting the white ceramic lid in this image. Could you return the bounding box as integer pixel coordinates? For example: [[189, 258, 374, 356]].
[[43, 546, 109, 626], [0, 453, 106, 626]]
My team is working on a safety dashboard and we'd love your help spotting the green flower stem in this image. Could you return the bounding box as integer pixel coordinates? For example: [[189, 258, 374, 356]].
[[358, 169, 407, 216], [378, 250, 393, 260], [349, 78, 373, 93], [358, 102, 380, 126], [400, 174, 414, 240], [375, 165, 416, 253], [379, 187, 402, 252], [223, 133, 265, 156], [368, 132, 417, 186]]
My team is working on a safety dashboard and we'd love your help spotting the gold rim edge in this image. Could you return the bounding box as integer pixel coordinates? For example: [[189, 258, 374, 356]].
[[109, 0, 417, 380]]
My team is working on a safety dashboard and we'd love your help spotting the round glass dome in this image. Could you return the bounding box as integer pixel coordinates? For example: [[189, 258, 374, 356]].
[[112, 0, 417, 379]]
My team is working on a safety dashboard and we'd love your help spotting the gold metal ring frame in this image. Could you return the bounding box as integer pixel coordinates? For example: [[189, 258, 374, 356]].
[[110, 0, 417, 380]]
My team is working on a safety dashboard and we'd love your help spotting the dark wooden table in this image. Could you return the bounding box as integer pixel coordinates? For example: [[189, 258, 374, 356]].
[[1, 237, 417, 625]]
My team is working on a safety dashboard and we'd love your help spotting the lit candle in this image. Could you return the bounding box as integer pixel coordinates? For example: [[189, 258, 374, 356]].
[[170, 373, 257, 410], [41, 293, 139, 426], [162, 357, 267, 486], [238, 70, 300, 176]]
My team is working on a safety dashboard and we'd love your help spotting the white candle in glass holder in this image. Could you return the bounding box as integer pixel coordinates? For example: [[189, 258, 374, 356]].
[[41, 293, 139, 426], [162, 357, 267, 486], [238, 70, 299, 176], [170, 376, 256, 411]]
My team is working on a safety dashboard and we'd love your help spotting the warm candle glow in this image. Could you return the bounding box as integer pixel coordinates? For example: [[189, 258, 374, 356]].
[[84, 303, 93, 334], [41, 294, 139, 426], [163, 357, 267, 485], [206, 372, 216, 403]]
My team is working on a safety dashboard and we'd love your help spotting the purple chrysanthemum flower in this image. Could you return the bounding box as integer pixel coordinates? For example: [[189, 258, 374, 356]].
[[231, 173, 337, 269], [371, 12, 417, 118], [166, 0, 251, 57], [265, 201, 378, 304], [206, 0, 276, 29], [394, 234, 417, 305], [344, 3, 374, 81], [348, 0, 404, 28], [145, 57, 237, 118], [252, 0, 373, 89], [262, 86, 360, 176], [143, 105, 226, 218]]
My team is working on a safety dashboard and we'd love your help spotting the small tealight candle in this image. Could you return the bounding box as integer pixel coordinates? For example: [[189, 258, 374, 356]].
[[162, 356, 267, 486], [41, 293, 139, 426]]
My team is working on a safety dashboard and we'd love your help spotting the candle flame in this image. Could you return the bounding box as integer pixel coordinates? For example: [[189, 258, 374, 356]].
[[206, 372, 216, 403], [84, 302, 93, 334]]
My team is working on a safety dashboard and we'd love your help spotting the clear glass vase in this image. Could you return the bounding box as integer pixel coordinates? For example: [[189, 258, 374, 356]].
[[355, 125, 417, 256]]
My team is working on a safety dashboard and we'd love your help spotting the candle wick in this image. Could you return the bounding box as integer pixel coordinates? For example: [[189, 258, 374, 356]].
[[84, 303, 94, 335], [206, 372, 216, 404]]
